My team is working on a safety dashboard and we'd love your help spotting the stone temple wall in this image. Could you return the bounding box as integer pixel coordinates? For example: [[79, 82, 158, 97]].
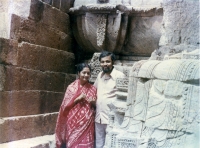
[[104, 50, 200, 148], [102, 0, 200, 148], [0, 0, 199, 147], [0, 0, 76, 146], [152, 0, 199, 59]]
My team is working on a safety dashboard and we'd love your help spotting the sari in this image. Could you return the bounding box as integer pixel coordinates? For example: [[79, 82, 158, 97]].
[[55, 79, 97, 148]]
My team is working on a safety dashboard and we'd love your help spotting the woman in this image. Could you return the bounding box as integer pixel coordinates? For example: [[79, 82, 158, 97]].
[[55, 63, 96, 148]]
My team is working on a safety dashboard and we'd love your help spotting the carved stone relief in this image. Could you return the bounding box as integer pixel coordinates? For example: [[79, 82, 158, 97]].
[[88, 53, 102, 82], [103, 50, 200, 148], [69, 1, 162, 56], [97, 14, 107, 47]]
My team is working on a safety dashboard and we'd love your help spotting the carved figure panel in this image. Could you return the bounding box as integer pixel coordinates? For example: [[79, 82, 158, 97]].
[[104, 50, 200, 148]]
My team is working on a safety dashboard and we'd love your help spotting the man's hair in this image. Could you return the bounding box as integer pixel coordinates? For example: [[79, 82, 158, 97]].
[[99, 51, 116, 62], [76, 63, 91, 74]]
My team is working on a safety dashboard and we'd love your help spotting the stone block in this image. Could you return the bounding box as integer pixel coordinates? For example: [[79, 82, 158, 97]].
[[42, 0, 52, 5], [64, 74, 76, 90], [42, 3, 71, 33], [52, 0, 60, 9], [0, 0, 31, 39], [45, 72, 66, 92], [17, 42, 75, 73], [0, 113, 58, 143], [0, 91, 64, 117], [29, 0, 44, 22], [123, 16, 162, 56], [160, 0, 199, 46], [2, 66, 66, 92], [0, 65, 5, 91], [60, 0, 73, 13], [0, 38, 18, 65], [10, 14, 73, 51], [0, 134, 55, 148], [153, 59, 199, 81]]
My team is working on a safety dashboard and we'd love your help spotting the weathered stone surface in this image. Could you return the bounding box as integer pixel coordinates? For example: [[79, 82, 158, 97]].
[[104, 50, 200, 148], [149, 44, 198, 60], [0, 0, 31, 38], [60, 0, 73, 13], [130, 0, 162, 7], [0, 113, 58, 143], [42, 0, 52, 5], [2, 65, 67, 91], [42, 3, 71, 34], [70, 1, 163, 56], [122, 15, 162, 56], [74, 0, 162, 7], [0, 0, 76, 145], [0, 134, 55, 148], [159, 0, 199, 46], [0, 0, 72, 40], [0, 65, 5, 91], [52, 0, 60, 9], [153, 59, 199, 81], [0, 38, 18, 65], [17, 42, 75, 73], [64, 74, 77, 90], [10, 14, 73, 51], [29, 0, 44, 22], [0, 91, 63, 117]]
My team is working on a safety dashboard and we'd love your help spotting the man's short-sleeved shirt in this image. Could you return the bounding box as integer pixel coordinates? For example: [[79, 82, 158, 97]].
[[94, 68, 125, 124]]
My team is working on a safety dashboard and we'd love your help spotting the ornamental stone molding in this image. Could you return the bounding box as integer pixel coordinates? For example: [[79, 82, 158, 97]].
[[104, 49, 200, 148], [69, 0, 163, 56]]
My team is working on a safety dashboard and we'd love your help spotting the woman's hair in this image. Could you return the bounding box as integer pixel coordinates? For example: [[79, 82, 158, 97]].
[[76, 63, 91, 74], [99, 51, 116, 62]]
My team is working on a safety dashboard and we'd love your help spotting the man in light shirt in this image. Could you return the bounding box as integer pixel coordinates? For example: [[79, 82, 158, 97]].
[[94, 51, 125, 148]]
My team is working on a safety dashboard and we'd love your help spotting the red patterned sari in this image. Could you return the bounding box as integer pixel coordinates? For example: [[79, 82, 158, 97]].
[[55, 79, 96, 148]]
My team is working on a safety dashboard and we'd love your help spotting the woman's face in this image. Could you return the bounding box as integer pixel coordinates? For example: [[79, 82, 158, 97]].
[[79, 67, 91, 84]]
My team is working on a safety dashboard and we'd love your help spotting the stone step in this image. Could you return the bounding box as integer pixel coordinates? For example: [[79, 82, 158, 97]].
[[0, 65, 76, 92], [1, 0, 72, 40], [0, 113, 58, 143], [116, 91, 128, 100], [0, 91, 63, 117], [0, 134, 55, 148]]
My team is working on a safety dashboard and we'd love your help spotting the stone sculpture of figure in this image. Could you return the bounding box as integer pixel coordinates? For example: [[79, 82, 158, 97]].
[[94, 51, 126, 148], [55, 63, 97, 148]]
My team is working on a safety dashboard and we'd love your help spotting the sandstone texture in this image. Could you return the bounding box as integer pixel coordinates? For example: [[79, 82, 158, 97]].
[[0, 113, 57, 143], [0, 0, 76, 144], [0, 134, 55, 148]]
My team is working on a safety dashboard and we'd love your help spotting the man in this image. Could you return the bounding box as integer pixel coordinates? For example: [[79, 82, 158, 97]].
[[94, 51, 125, 148]]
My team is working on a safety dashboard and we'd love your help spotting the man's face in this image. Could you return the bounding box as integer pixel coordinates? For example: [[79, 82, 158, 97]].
[[100, 56, 113, 73]]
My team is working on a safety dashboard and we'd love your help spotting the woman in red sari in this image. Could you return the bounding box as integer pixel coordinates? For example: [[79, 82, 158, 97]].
[[55, 63, 96, 148]]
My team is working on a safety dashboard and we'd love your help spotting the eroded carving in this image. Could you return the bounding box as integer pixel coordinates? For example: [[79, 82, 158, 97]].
[[104, 50, 200, 148], [97, 14, 107, 47]]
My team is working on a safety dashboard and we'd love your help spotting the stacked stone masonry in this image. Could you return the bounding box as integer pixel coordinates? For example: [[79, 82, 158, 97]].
[[0, 0, 76, 145]]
